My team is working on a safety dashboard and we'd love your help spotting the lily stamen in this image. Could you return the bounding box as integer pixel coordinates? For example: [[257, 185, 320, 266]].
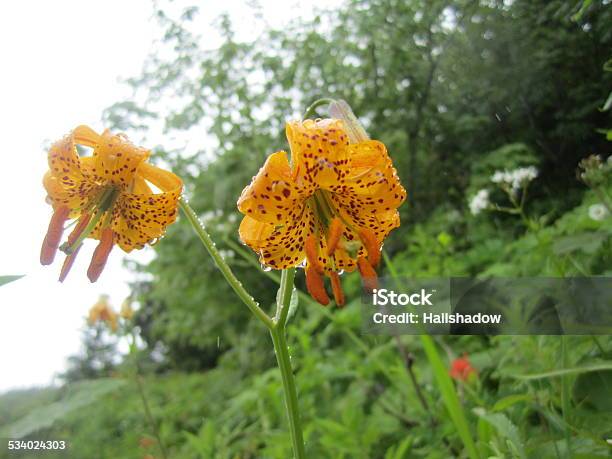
[[60, 187, 118, 255], [305, 265, 330, 306], [59, 245, 82, 283], [87, 228, 114, 283], [326, 217, 344, 256], [329, 272, 345, 307], [40, 206, 70, 265], [357, 256, 378, 292], [304, 235, 323, 273]]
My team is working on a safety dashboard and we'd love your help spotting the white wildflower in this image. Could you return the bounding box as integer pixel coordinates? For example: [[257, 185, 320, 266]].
[[491, 170, 511, 184], [491, 166, 538, 190], [511, 166, 538, 189], [469, 189, 490, 215], [588, 203, 609, 221]]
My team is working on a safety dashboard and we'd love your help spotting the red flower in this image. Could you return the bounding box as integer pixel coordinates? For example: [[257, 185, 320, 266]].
[[449, 355, 476, 381]]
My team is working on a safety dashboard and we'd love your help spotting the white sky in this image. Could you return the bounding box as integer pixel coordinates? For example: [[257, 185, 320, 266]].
[[0, 0, 341, 393]]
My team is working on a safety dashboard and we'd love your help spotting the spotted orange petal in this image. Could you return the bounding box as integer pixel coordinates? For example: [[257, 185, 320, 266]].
[[88, 130, 151, 189], [237, 151, 311, 225], [238, 205, 315, 269], [111, 162, 182, 252], [286, 119, 351, 189]]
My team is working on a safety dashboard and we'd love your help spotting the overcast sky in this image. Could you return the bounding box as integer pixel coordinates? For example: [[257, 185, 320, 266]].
[[0, 0, 341, 393]]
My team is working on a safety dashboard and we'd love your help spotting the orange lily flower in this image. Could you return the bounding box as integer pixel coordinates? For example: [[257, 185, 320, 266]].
[[40, 126, 182, 282], [88, 295, 119, 332], [237, 107, 406, 306]]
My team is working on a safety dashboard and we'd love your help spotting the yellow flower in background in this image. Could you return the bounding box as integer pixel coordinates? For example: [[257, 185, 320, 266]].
[[237, 103, 406, 306], [120, 298, 134, 320], [40, 126, 183, 282], [88, 295, 118, 332]]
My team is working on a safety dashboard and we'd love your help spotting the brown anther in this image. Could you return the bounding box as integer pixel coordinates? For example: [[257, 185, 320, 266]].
[[305, 264, 329, 306], [329, 271, 345, 307], [304, 234, 323, 273], [40, 206, 70, 265], [358, 228, 381, 267], [58, 245, 82, 282], [87, 228, 114, 283], [357, 256, 378, 292], [326, 217, 344, 256]]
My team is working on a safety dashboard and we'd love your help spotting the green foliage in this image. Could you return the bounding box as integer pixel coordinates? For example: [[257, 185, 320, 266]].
[[5, 0, 612, 457], [0, 275, 24, 287], [61, 324, 119, 382], [0, 379, 126, 439]]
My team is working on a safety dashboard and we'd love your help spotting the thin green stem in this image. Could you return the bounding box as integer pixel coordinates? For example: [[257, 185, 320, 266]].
[[134, 373, 168, 459], [179, 198, 274, 329], [270, 327, 306, 459], [182, 207, 303, 456], [275, 268, 296, 326], [129, 333, 168, 459], [303, 98, 335, 119], [270, 268, 306, 458], [561, 337, 572, 457]]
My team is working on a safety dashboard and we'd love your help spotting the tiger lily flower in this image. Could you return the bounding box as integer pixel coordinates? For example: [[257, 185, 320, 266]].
[[87, 295, 119, 332], [40, 125, 182, 282], [237, 103, 406, 306]]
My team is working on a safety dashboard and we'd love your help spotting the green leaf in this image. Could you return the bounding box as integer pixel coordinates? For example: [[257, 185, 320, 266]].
[[392, 437, 413, 459], [571, 0, 593, 21], [473, 408, 526, 459], [0, 379, 126, 439], [492, 394, 533, 412], [552, 232, 607, 255], [437, 231, 452, 248], [0, 275, 24, 287], [286, 288, 299, 323], [421, 335, 480, 459], [572, 369, 612, 411], [600, 91, 612, 112], [511, 362, 612, 380]]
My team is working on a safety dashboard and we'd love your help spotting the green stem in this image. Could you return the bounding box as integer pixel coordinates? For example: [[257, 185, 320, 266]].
[[271, 268, 306, 459], [270, 332, 305, 458], [179, 198, 274, 329], [182, 200, 304, 456], [561, 337, 572, 457], [303, 98, 335, 119], [134, 373, 168, 459], [129, 333, 168, 459], [275, 268, 296, 325]]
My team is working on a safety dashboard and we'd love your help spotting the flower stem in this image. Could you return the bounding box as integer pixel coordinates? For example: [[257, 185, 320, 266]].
[[178, 198, 274, 329], [180, 198, 304, 456], [303, 98, 335, 119], [129, 333, 168, 459], [134, 372, 168, 459], [271, 269, 306, 459]]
